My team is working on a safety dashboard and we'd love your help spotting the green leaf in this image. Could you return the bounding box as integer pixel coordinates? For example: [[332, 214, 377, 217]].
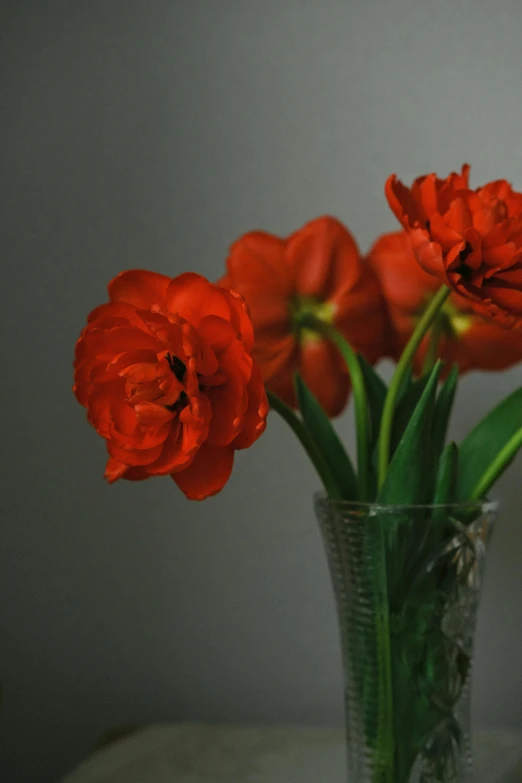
[[455, 387, 522, 500], [378, 362, 442, 505], [431, 365, 458, 462], [468, 426, 522, 501], [294, 374, 358, 500], [369, 371, 430, 501], [396, 364, 414, 402], [433, 442, 458, 505], [357, 354, 387, 451], [267, 391, 342, 499], [391, 375, 430, 455], [357, 356, 388, 499]]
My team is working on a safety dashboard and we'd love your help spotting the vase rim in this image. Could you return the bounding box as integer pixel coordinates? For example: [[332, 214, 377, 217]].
[[313, 492, 499, 514]]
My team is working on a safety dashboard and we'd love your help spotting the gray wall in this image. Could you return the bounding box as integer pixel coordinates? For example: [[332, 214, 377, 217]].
[[2, 1, 522, 781]]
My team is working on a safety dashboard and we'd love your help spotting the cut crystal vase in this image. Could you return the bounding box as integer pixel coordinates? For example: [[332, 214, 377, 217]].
[[315, 496, 497, 783]]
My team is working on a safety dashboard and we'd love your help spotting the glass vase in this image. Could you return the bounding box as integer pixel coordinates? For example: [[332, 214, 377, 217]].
[[315, 496, 498, 783]]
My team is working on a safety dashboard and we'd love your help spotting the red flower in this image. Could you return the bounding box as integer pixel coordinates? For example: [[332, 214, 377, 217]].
[[367, 230, 522, 373], [386, 165, 522, 327], [219, 216, 389, 416], [74, 271, 268, 500]]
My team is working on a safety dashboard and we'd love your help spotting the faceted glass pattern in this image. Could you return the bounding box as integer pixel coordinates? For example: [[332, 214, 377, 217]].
[[315, 497, 497, 783]]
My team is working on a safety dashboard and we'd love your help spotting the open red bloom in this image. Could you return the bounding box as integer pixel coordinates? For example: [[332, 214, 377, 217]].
[[73, 271, 268, 500], [368, 230, 522, 373], [386, 165, 522, 327], [219, 216, 389, 416]]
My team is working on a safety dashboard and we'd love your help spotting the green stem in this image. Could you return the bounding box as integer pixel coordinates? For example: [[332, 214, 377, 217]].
[[378, 286, 451, 489], [421, 315, 443, 375], [470, 425, 522, 501], [308, 320, 371, 501], [267, 391, 342, 498]]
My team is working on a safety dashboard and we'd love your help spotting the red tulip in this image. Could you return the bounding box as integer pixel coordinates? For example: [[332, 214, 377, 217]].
[[386, 165, 522, 328], [368, 230, 522, 373], [219, 216, 390, 416], [74, 271, 268, 499]]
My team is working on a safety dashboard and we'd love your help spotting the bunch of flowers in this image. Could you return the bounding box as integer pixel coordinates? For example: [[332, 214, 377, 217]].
[[74, 165, 522, 506], [73, 165, 522, 783]]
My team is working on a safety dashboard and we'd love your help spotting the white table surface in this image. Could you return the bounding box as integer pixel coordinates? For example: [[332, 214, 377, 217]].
[[61, 723, 522, 783]]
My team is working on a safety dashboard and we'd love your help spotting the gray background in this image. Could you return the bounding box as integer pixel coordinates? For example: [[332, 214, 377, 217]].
[[2, 1, 522, 781]]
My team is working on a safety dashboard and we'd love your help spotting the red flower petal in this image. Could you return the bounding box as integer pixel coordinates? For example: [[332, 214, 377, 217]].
[[254, 334, 297, 383], [104, 457, 150, 483], [266, 364, 296, 409], [225, 231, 292, 298], [205, 343, 253, 446], [197, 315, 237, 356], [410, 228, 447, 279], [287, 216, 360, 301], [456, 319, 522, 371], [84, 326, 161, 357], [367, 230, 438, 313], [206, 386, 244, 446], [245, 295, 291, 340], [233, 364, 269, 449], [427, 213, 464, 252], [299, 337, 350, 418], [482, 244, 520, 271], [481, 283, 522, 316], [172, 444, 234, 500], [86, 301, 146, 329], [146, 417, 196, 475], [88, 379, 124, 437], [491, 263, 522, 287], [107, 439, 163, 466], [109, 270, 171, 309], [222, 288, 256, 353], [104, 457, 129, 483], [134, 402, 175, 428], [110, 397, 138, 437], [385, 174, 423, 228], [166, 273, 232, 327], [444, 197, 473, 235], [178, 393, 212, 458]]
